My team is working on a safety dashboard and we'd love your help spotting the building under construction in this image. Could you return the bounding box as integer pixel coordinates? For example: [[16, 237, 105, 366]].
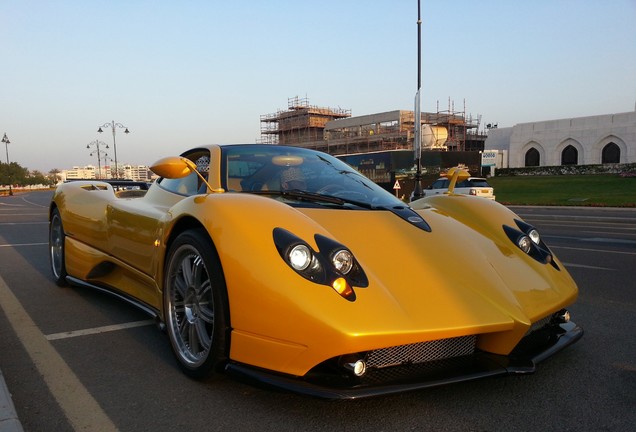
[[260, 97, 485, 155], [259, 96, 351, 145]]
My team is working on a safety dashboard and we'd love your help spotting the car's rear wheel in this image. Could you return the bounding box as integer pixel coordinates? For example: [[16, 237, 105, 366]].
[[49, 208, 68, 286], [163, 229, 230, 378]]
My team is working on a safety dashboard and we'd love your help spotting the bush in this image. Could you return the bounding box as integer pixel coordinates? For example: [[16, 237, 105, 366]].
[[495, 163, 636, 177]]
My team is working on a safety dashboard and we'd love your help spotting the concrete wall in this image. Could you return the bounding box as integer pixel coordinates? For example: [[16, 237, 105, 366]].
[[484, 111, 636, 168]]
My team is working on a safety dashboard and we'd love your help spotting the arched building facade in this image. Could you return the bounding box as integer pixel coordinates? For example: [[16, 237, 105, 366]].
[[485, 111, 636, 168]]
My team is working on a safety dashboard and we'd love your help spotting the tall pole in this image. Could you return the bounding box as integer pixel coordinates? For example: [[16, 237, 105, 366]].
[[87, 140, 109, 179], [412, 0, 423, 201], [111, 122, 118, 179], [98, 120, 130, 179], [2, 133, 11, 196]]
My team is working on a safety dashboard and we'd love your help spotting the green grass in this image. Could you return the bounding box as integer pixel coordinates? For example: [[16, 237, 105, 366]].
[[488, 175, 636, 207]]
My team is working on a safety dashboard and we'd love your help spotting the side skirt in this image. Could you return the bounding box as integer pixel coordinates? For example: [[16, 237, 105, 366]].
[[66, 276, 162, 324]]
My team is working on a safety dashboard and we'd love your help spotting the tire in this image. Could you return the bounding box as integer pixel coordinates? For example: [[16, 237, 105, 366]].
[[163, 229, 230, 378], [49, 208, 68, 286]]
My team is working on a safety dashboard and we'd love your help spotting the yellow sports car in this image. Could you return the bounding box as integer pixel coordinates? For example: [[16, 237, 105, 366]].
[[49, 144, 582, 398]]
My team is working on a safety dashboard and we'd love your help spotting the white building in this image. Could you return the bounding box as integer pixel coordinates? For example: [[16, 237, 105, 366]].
[[62, 165, 98, 181], [61, 164, 151, 182], [485, 111, 636, 168], [121, 165, 152, 182]]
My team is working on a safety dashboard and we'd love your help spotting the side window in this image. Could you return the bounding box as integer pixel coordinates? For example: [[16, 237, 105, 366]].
[[158, 172, 199, 195], [157, 149, 209, 196]]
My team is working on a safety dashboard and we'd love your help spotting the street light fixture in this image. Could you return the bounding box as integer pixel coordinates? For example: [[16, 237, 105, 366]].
[[86, 140, 109, 179], [2, 133, 12, 196], [97, 120, 130, 179]]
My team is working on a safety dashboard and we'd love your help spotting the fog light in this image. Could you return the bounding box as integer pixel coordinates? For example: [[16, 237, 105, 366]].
[[554, 309, 571, 323], [345, 359, 367, 377]]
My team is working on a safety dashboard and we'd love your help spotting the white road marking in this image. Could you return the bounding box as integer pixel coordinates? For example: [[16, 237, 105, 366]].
[[0, 213, 47, 216], [551, 245, 636, 256], [0, 203, 24, 207], [46, 320, 155, 341], [563, 262, 613, 271], [20, 195, 49, 208], [0, 243, 47, 248], [0, 274, 119, 431], [0, 222, 48, 225]]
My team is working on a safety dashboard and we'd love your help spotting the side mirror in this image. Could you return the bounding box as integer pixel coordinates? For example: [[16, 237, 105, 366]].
[[150, 156, 192, 179], [150, 156, 218, 193]]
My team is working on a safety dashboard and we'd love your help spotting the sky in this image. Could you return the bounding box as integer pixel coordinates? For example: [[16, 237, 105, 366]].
[[1, 0, 635, 173]]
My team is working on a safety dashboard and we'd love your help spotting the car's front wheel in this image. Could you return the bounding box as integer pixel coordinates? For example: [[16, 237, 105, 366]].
[[163, 229, 230, 378], [49, 208, 68, 286]]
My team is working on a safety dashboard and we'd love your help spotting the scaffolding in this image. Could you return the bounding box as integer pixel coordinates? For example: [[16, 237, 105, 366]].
[[259, 96, 351, 145], [259, 97, 485, 155], [429, 99, 481, 151]]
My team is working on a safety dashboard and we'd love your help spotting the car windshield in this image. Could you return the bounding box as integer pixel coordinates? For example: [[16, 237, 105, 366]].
[[221, 145, 405, 209]]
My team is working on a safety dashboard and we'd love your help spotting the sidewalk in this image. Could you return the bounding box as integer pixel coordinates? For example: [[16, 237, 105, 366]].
[[0, 369, 23, 432]]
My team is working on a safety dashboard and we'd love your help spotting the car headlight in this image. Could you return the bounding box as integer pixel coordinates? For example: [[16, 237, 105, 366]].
[[273, 228, 368, 301], [289, 244, 312, 271], [503, 219, 559, 270], [528, 229, 540, 244], [332, 249, 354, 274], [517, 235, 533, 254]]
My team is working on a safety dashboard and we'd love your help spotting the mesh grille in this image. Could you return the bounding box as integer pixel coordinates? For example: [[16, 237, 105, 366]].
[[525, 315, 551, 336], [366, 335, 476, 369]]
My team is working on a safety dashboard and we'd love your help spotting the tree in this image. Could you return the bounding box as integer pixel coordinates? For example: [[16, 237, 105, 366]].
[[1, 162, 57, 188], [0, 162, 26, 186], [48, 169, 62, 186]]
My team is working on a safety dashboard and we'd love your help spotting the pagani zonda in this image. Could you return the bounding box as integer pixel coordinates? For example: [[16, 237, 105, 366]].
[[49, 144, 582, 399]]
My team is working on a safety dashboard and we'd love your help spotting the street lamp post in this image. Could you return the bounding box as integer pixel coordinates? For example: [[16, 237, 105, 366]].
[[411, 0, 424, 201], [2, 133, 12, 196], [97, 120, 130, 179], [86, 140, 109, 179]]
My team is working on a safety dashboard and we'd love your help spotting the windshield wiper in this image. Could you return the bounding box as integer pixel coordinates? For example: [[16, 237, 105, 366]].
[[247, 189, 402, 211], [247, 189, 346, 205], [245, 189, 430, 230]]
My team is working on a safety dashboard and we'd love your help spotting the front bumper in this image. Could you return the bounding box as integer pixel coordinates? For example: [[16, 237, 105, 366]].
[[225, 321, 583, 399]]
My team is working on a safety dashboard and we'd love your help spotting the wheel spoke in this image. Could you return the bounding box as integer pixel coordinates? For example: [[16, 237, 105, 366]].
[[194, 319, 211, 351], [173, 301, 185, 314], [180, 255, 195, 286], [179, 318, 189, 339], [173, 276, 187, 299], [198, 281, 214, 323], [198, 303, 215, 324], [188, 321, 200, 353], [197, 279, 211, 299]]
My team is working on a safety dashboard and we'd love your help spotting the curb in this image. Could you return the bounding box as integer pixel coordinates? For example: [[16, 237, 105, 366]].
[[0, 369, 23, 432]]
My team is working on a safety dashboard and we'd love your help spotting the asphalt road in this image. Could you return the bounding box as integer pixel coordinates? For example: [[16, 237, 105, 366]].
[[1, 192, 634, 432]]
